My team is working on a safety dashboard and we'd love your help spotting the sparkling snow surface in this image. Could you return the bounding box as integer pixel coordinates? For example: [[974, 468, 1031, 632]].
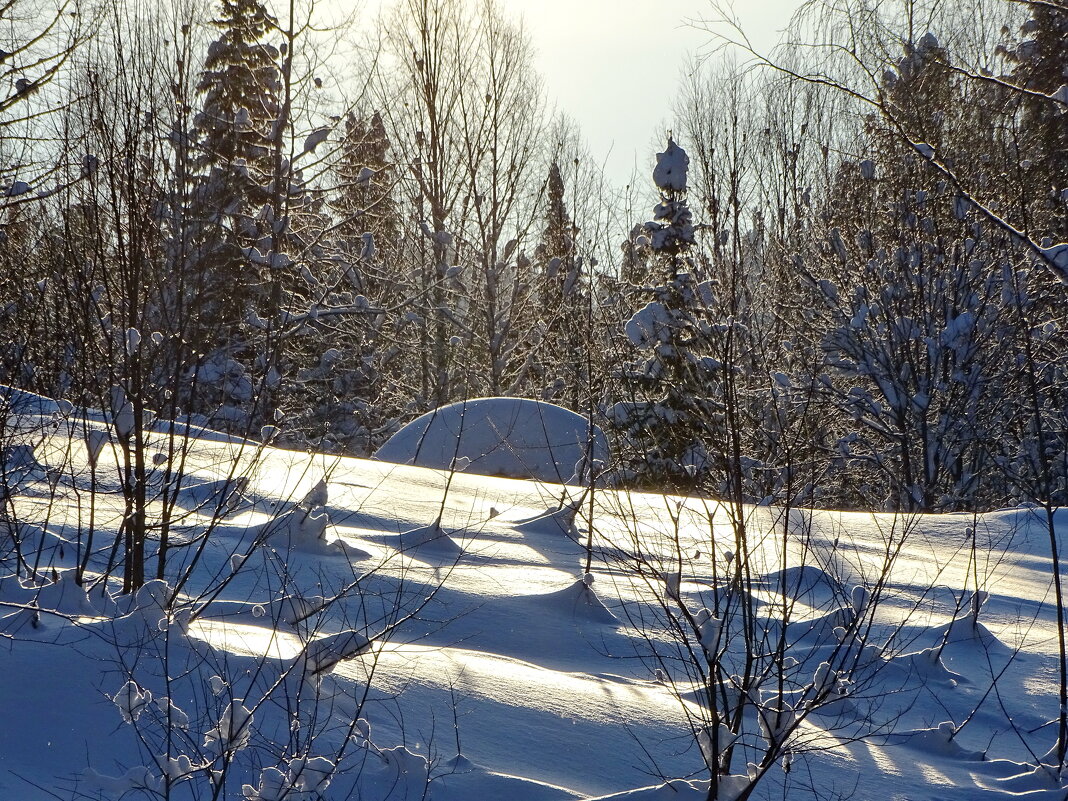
[[1, 398, 1067, 800]]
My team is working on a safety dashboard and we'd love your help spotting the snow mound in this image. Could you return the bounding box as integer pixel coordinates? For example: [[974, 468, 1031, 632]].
[[225, 507, 344, 555], [537, 579, 618, 624], [0, 603, 47, 635], [924, 593, 1009, 653], [880, 645, 967, 686], [931, 614, 1009, 653], [374, 397, 608, 484], [299, 629, 372, 677], [886, 721, 985, 760], [1, 443, 46, 488], [399, 523, 462, 554], [200, 592, 329, 630], [432, 764, 582, 800], [784, 606, 855, 644], [374, 745, 430, 800], [759, 565, 841, 597], [513, 502, 581, 537], [0, 385, 64, 432], [178, 476, 251, 514], [31, 568, 98, 616]]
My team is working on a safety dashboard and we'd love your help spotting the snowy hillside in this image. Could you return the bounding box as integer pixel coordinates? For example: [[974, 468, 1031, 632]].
[[2, 398, 1068, 800]]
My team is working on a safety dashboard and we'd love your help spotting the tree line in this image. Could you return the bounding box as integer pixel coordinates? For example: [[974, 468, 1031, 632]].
[[1, 0, 1065, 515]]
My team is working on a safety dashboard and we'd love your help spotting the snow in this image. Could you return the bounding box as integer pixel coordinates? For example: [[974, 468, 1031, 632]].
[[625, 301, 672, 347], [300, 629, 372, 676], [2, 392, 1068, 800], [1, 384, 62, 429], [301, 126, 330, 154], [913, 141, 936, 159], [374, 397, 608, 484], [652, 138, 688, 192], [5, 180, 30, 197], [110, 384, 135, 436], [203, 700, 255, 755], [1040, 242, 1068, 278], [242, 756, 336, 799], [112, 680, 152, 723], [124, 327, 141, 355]]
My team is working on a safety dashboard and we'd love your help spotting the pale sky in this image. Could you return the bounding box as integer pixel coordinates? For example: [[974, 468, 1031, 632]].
[[495, 0, 802, 188], [348, 0, 803, 190]]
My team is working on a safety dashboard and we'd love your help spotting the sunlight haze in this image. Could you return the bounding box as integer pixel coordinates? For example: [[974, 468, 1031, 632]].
[[495, 0, 803, 186]]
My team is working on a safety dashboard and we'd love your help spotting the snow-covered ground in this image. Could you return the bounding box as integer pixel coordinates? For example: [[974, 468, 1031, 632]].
[[2, 395, 1067, 800]]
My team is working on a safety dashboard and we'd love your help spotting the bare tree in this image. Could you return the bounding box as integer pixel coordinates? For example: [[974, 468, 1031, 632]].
[[692, 0, 1068, 777]]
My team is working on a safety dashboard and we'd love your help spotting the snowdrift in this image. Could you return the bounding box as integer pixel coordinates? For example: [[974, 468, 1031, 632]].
[[2, 393, 1067, 801], [374, 397, 608, 484]]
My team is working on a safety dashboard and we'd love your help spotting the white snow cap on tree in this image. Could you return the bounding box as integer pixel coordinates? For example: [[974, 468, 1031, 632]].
[[204, 701, 254, 755], [112, 680, 152, 723], [110, 385, 135, 437], [642, 138, 695, 253], [653, 138, 689, 192]]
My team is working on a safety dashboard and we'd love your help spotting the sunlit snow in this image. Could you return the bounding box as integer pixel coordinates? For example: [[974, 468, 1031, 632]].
[[1, 393, 1067, 800]]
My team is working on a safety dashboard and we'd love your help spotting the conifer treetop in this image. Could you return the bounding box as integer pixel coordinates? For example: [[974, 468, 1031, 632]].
[[194, 0, 281, 171], [644, 137, 694, 256], [652, 137, 689, 192]]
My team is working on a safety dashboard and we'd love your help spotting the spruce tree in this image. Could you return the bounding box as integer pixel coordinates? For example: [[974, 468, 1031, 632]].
[[1003, 2, 1068, 241], [333, 111, 398, 298], [277, 110, 404, 455], [612, 138, 719, 491], [195, 0, 279, 189], [190, 0, 281, 349], [802, 34, 1023, 511], [534, 160, 584, 408]]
